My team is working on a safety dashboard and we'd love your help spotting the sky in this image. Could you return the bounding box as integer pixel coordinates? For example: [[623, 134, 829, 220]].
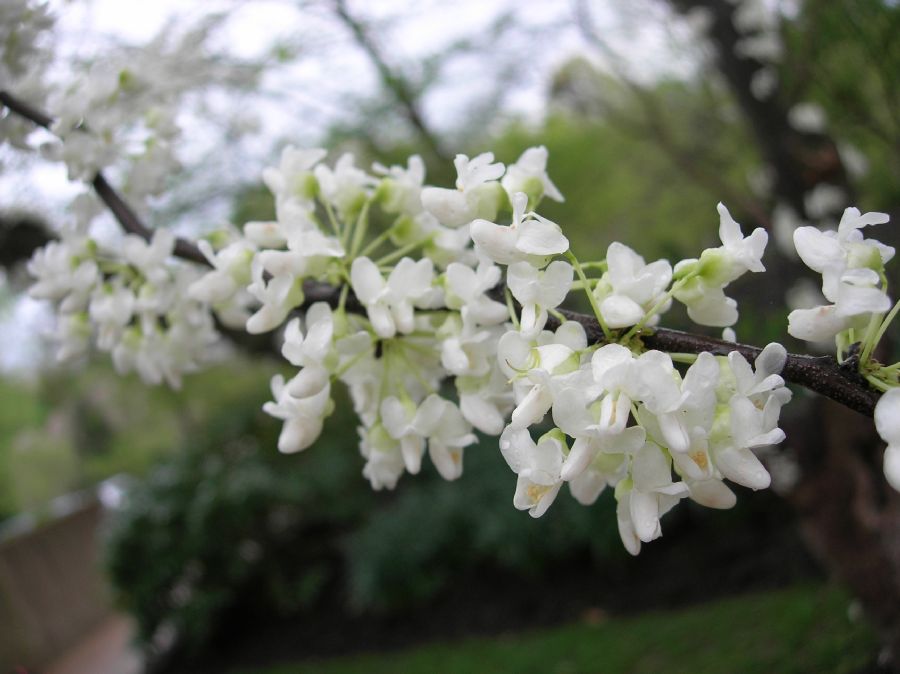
[[0, 0, 698, 373]]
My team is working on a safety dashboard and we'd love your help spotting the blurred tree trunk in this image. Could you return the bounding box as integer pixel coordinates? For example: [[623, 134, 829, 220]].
[[786, 399, 900, 671], [662, 1, 897, 668]]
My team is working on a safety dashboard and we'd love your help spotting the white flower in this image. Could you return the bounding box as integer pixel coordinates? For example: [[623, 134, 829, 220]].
[[501, 146, 564, 204], [470, 192, 569, 266], [444, 261, 507, 326], [788, 208, 893, 342], [373, 155, 426, 215], [411, 394, 477, 481], [673, 204, 768, 328], [595, 243, 672, 329], [715, 203, 768, 280], [499, 427, 565, 518], [507, 260, 573, 335], [420, 152, 505, 227], [456, 367, 515, 435], [499, 332, 581, 430], [28, 239, 99, 310], [359, 423, 406, 490], [440, 317, 497, 378], [188, 238, 255, 304], [875, 388, 900, 492], [282, 302, 334, 369], [616, 442, 688, 554], [257, 230, 345, 279], [245, 258, 305, 334], [314, 152, 374, 219], [122, 229, 176, 285], [263, 368, 331, 454], [351, 256, 435, 338], [380, 396, 426, 474], [262, 146, 326, 212]]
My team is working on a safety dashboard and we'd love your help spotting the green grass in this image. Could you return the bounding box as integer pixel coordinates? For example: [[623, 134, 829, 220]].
[[241, 584, 877, 674]]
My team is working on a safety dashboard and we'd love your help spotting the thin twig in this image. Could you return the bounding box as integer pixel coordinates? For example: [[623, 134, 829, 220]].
[[0, 89, 210, 267]]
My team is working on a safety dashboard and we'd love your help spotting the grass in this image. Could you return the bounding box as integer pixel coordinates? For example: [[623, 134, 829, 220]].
[[239, 584, 877, 674]]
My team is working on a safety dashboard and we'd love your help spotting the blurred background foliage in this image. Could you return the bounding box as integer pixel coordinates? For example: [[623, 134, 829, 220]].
[[0, 0, 898, 667]]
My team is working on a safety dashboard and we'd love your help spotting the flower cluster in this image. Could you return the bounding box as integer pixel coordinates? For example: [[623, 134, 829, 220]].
[[21, 136, 900, 552], [28, 215, 219, 387], [789, 207, 894, 344], [789, 207, 900, 490], [161, 144, 799, 553]]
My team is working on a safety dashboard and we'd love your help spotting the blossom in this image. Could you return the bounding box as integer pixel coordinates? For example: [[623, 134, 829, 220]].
[[501, 146, 564, 204], [470, 192, 569, 266], [373, 155, 426, 215], [595, 243, 672, 329], [499, 427, 565, 518], [245, 258, 305, 334], [507, 260, 573, 335], [411, 394, 477, 481], [788, 208, 893, 342], [263, 368, 331, 454], [421, 152, 505, 227], [350, 256, 435, 338], [616, 442, 688, 554], [314, 152, 374, 219], [875, 388, 900, 492], [673, 203, 768, 327], [263, 146, 326, 213], [444, 261, 508, 326]]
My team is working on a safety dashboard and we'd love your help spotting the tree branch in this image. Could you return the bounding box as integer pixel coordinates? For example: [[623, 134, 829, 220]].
[[1, 91, 881, 417], [0, 90, 210, 267], [554, 309, 879, 417], [331, 0, 448, 164]]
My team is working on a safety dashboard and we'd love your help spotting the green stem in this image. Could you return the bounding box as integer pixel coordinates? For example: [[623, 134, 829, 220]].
[[375, 235, 434, 266], [359, 225, 396, 259], [865, 374, 891, 393], [334, 345, 375, 378], [349, 200, 372, 258], [566, 251, 611, 340], [622, 274, 693, 342], [858, 312, 883, 366], [338, 283, 349, 314], [668, 353, 700, 364], [505, 286, 520, 329], [863, 298, 900, 365], [323, 201, 342, 240]]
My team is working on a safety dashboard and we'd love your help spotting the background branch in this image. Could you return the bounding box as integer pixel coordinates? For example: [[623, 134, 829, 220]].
[[0, 90, 210, 267], [331, 0, 448, 164]]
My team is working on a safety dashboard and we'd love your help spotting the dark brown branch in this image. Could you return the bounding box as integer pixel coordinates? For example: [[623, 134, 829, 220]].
[[0, 89, 210, 267], [554, 309, 880, 417]]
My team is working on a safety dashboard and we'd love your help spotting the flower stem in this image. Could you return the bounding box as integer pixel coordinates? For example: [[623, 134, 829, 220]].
[[566, 251, 611, 340], [348, 200, 372, 258], [622, 274, 692, 342], [358, 225, 396, 259], [375, 235, 434, 266], [505, 286, 520, 329], [861, 299, 900, 366]]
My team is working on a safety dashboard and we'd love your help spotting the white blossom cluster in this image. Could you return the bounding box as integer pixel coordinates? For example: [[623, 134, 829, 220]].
[[157, 142, 803, 554], [788, 207, 894, 344], [789, 207, 900, 490], [28, 214, 219, 388]]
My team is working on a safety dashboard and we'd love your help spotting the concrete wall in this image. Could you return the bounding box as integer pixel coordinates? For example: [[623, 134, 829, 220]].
[[0, 497, 112, 671]]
